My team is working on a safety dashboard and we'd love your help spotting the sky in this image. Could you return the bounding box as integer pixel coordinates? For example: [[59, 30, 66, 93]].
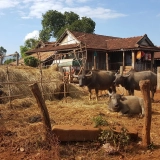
[[0, 0, 160, 56]]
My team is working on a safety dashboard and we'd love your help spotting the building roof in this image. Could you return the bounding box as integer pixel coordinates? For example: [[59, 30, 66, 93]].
[[106, 36, 143, 50], [10, 51, 55, 65], [25, 30, 160, 54]]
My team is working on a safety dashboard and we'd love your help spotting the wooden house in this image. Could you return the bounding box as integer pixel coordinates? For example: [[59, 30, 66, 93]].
[[23, 29, 160, 72]]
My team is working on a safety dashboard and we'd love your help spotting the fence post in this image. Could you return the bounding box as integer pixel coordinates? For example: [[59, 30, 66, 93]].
[[139, 80, 152, 147], [29, 83, 51, 142], [6, 66, 11, 108], [157, 67, 160, 91]]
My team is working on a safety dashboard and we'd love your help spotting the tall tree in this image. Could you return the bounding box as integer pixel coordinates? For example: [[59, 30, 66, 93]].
[[0, 46, 7, 64], [39, 10, 96, 41], [20, 38, 40, 58]]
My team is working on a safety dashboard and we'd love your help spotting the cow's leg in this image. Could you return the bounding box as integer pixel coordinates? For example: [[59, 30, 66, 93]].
[[151, 86, 156, 101], [88, 88, 92, 100], [131, 89, 134, 95], [139, 98, 145, 116], [95, 89, 99, 101], [111, 85, 116, 93]]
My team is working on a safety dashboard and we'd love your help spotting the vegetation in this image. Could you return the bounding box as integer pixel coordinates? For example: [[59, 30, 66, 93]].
[[24, 56, 39, 67], [92, 115, 108, 127], [39, 10, 96, 41], [93, 115, 130, 151], [4, 58, 16, 64], [0, 46, 7, 63], [20, 38, 40, 58]]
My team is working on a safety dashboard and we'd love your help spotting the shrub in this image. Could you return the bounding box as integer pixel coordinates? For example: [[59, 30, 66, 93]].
[[24, 56, 39, 67], [4, 59, 16, 64]]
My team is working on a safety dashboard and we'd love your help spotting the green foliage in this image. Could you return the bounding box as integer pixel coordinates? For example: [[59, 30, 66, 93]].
[[24, 56, 39, 67], [20, 38, 40, 58], [0, 46, 7, 63], [0, 46, 7, 56], [92, 115, 108, 127], [20, 46, 28, 58], [99, 126, 130, 150], [39, 10, 96, 41], [148, 142, 155, 150], [4, 59, 16, 64]]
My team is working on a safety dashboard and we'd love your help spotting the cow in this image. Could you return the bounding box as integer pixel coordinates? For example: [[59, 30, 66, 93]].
[[75, 70, 116, 101], [108, 89, 145, 116], [114, 69, 157, 100]]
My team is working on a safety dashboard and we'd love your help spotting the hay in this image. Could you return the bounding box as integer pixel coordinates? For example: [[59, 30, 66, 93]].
[[0, 65, 86, 103]]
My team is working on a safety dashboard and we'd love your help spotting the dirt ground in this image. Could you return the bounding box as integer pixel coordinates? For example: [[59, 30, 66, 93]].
[[0, 85, 160, 160]]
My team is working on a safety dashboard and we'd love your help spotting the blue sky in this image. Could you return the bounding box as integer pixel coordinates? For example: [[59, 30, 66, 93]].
[[0, 0, 160, 55]]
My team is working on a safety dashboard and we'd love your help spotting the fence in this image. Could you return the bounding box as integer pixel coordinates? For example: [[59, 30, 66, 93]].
[[0, 65, 71, 107]]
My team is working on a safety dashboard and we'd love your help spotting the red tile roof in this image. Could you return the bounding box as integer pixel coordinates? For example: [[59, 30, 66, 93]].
[[70, 31, 119, 50], [106, 36, 143, 50], [154, 52, 160, 59]]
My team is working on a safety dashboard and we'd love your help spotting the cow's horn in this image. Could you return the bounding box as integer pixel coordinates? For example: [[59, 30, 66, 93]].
[[108, 91, 113, 96], [122, 74, 130, 78], [73, 74, 78, 78], [85, 71, 92, 77]]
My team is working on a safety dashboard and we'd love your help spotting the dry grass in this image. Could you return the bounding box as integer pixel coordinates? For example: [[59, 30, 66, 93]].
[[0, 65, 160, 159]]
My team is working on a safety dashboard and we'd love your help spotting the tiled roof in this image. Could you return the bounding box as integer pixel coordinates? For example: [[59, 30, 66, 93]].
[[70, 31, 119, 50], [26, 42, 56, 54], [10, 51, 55, 65], [25, 30, 160, 54], [106, 36, 143, 50], [154, 52, 160, 59]]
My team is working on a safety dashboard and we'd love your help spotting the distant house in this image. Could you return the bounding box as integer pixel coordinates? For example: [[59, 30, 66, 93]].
[[15, 29, 160, 72], [154, 47, 160, 69]]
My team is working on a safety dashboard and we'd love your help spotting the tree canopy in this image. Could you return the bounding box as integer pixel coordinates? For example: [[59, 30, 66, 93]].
[[20, 38, 40, 58], [39, 10, 96, 41], [0, 46, 7, 57], [0, 46, 7, 64]]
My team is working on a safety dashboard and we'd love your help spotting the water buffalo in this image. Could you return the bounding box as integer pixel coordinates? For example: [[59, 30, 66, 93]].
[[108, 90, 144, 116], [114, 70, 157, 100], [75, 70, 116, 101]]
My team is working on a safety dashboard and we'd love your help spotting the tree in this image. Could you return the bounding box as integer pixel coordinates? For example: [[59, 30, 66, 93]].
[[39, 10, 96, 41], [24, 56, 39, 67], [20, 38, 40, 58], [0, 46, 7, 64]]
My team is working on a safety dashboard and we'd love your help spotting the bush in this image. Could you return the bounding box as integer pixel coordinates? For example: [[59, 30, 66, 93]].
[[24, 56, 39, 67], [4, 59, 16, 64]]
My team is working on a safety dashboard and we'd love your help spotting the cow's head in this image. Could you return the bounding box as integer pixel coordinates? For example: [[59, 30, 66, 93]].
[[108, 89, 123, 112], [77, 71, 93, 87], [113, 73, 130, 87]]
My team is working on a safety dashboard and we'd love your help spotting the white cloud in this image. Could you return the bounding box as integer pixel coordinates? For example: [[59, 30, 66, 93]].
[[0, 0, 19, 9], [0, 0, 127, 20], [24, 30, 39, 41]]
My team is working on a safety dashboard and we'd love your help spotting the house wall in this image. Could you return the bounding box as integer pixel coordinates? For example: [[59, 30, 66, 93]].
[[85, 50, 106, 70]]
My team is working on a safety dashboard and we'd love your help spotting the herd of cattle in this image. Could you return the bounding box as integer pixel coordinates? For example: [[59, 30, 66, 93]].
[[74, 69, 157, 116]]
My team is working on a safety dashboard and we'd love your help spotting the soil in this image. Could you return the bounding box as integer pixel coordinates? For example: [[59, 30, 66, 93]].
[[0, 85, 160, 160]]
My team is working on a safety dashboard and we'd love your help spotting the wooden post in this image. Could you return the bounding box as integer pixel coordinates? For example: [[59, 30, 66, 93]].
[[15, 51, 19, 66], [122, 51, 125, 69], [6, 66, 11, 108], [132, 51, 135, 69], [151, 52, 154, 71], [30, 83, 51, 141], [157, 67, 160, 90], [139, 80, 152, 147], [106, 53, 109, 71]]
